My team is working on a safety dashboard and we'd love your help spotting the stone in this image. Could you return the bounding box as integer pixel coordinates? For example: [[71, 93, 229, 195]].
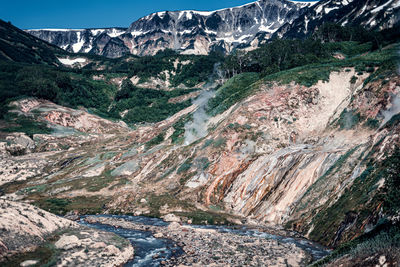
[[162, 213, 181, 223], [154, 232, 164, 238], [167, 222, 182, 231], [92, 242, 107, 249], [103, 245, 120, 256], [55, 235, 81, 250], [20, 260, 38, 267]]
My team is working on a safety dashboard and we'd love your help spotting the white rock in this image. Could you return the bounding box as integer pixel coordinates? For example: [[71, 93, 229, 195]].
[[167, 222, 182, 231], [20, 260, 38, 267], [55, 235, 81, 250], [103, 245, 120, 256], [154, 232, 164, 238], [162, 213, 181, 223]]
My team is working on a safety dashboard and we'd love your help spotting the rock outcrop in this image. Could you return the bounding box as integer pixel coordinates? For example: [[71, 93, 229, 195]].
[[0, 200, 134, 266]]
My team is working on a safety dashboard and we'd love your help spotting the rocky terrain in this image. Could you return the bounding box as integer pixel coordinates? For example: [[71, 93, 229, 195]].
[[25, 0, 400, 58], [0, 200, 133, 266], [276, 0, 400, 39], [26, 0, 315, 57], [84, 215, 311, 266], [0, 1, 399, 264], [0, 40, 399, 265]]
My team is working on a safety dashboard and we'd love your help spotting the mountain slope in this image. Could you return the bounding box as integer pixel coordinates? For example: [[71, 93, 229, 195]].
[[26, 28, 129, 58], [26, 0, 315, 57], [276, 0, 400, 39], [0, 19, 66, 65]]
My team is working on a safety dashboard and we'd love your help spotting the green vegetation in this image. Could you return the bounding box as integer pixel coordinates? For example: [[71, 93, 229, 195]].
[[207, 72, 259, 115], [312, 222, 400, 266], [175, 210, 232, 225], [145, 132, 166, 149], [37, 198, 72, 215], [1, 243, 60, 267], [306, 146, 400, 249], [0, 19, 65, 65], [0, 62, 117, 119], [381, 148, 400, 216], [35, 196, 110, 215], [1, 113, 52, 137], [171, 52, 223, 87], [146, 193, 193, 217], [111, 79, 193, 124], [170, 115, 192, 144], [364, 118, 380, 129], [338, 109, 362, 129], [177, 158, 193, 174]]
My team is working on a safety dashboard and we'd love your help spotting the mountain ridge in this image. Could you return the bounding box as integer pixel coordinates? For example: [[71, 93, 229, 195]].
[[26, 0, 316, 57]]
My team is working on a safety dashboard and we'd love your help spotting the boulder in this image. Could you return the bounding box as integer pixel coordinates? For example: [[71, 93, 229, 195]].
[[5, 133, 35, 155], [154, 232, 164, 238], [167, 222, 182, 231], [55, 235, 81, 250], [162, 213, 181, 223], [20, 260, 38, 267]]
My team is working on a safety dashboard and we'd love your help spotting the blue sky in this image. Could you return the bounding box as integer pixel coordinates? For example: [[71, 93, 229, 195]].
[[1, 0, 317, 30]]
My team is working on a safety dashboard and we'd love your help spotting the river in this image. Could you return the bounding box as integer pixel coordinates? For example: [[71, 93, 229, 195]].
[[79, 215, 330, 267]]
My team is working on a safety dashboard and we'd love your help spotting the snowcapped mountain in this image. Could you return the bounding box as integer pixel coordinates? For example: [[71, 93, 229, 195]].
[[26, 0, 315, 57], [275, 0, 400, 39], [26, 28, 129, 58], [124, 0, 315, 55]]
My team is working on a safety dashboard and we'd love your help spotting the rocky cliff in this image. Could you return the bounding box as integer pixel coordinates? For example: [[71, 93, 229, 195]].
[[276, 0, 400, 39], [26, 0, 314, 57], [0, 200, 133, 266], [26, 28, 129, 58]]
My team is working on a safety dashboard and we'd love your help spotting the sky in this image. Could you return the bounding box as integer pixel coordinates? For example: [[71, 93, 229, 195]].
[[1, 0, 317, 30]]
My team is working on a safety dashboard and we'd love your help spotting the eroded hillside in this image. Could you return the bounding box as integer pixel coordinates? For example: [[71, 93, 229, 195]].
[[1, 42, 398, 248]]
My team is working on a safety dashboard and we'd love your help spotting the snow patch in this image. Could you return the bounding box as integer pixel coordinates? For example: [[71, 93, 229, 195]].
[[107, 29, 125, 38], [72, 32, 84, 53], [58, 57, 87, 65], [371, 0, 393, 13], [325, 7, 340, 14], [91, 29, 105, 36]]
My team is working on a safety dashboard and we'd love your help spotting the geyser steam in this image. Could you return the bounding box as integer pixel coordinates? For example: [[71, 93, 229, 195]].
[[183, 90, 215, 145], [183, 63, 223, 145]]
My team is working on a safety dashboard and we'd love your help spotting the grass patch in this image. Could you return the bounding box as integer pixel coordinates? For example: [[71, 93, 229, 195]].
[[207, 72, 259, 115], [175, 210, 232, 225], [311, 222, 400, 266], [177, 158, 193, 174], [35, 196, 110, 215], [0, 243, 59, 267], [1, 113, 52, 138], [145, 132, 165, 149], [146, 194, 194, 217]]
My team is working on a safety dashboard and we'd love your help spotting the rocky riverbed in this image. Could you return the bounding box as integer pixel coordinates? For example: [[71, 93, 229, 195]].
[[84, 215, 329, 266], [0, 200, 134, 267]]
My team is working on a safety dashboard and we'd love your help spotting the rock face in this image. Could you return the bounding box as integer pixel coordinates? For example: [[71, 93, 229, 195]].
[[26, 28, 128, 58], [26, 0, 314, 57], [11, 98, 129, 134], [276, 0, 400, 39], [0, 200, 134, 266]]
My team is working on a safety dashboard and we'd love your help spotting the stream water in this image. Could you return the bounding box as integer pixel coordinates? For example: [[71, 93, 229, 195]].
[[79, 215, 330, 267]]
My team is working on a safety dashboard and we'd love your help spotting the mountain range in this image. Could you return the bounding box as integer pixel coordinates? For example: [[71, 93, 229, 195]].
[[26, 0, 399, 58]]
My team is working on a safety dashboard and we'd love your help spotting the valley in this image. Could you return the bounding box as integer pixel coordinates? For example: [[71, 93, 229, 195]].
[[0, 0, 399, 266]]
